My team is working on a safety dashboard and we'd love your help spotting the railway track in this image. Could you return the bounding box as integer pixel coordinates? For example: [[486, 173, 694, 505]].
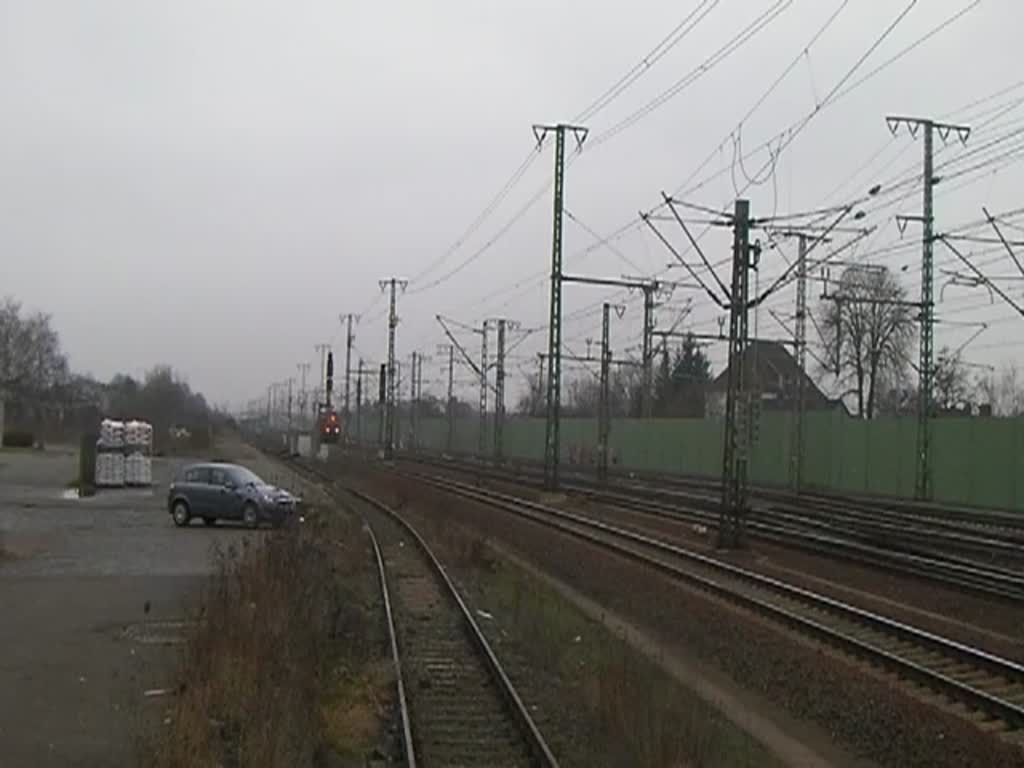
[[410, 450, 1024, 544], [612, 464, 1024, 546], [574, 483, 1024, 602], [640, 475, 1024, 562], [294, 461, 558, 768], [396, 453, 1024, 602], [397, 468, 1024, 735]]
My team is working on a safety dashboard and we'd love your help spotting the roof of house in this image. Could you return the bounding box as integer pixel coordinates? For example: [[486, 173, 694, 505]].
[[709, 340, 801, 388], [709, 340, 839, 410]]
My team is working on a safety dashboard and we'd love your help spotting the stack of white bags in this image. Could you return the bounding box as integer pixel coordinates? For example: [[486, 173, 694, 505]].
[[125, 452, 152, 486], [95, 418, 153, 488], [98, 419, 125, 449], [125, 420, 153, 449], [95, 452, 126, 487], [124, 420, 153, 486]]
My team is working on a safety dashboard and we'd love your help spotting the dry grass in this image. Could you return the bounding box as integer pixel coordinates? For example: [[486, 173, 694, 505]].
[[487, 555, 769, 768], [149, 510, 383, 768]]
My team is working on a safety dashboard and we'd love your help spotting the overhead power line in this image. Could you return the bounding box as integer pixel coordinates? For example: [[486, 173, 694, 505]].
[[406, 176, 554, 296], [404, 0, 725, 304], [629, 0, 925, 291], [572, 0, 722, 125], [431, 0, 936, 333], [407, 149, 540, 285], [564, 209, 647, 275], [672, 0, 973, 204], [589, 0, 795, 149], [401, 0, 986, 369]]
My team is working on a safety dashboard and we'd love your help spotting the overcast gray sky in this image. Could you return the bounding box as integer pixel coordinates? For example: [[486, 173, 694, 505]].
[[3, 0, 1023, 408]]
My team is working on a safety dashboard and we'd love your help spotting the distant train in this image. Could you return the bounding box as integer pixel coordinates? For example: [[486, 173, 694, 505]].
[[319, 351, 341, 444], [319, 408, 341, 444]]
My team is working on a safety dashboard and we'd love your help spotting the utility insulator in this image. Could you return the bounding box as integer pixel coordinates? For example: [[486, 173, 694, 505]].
[[378, 363, 387, 404]]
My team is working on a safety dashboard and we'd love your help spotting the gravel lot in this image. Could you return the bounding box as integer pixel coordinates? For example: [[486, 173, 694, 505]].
[[0, 447, 262, 768]]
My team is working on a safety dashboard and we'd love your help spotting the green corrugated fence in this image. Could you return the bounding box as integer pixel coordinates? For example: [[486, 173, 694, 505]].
[[365, 411, 1024, 513]]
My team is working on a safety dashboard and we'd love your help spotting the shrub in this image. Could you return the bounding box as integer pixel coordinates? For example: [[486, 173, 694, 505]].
[[150, 515, 375, 768]]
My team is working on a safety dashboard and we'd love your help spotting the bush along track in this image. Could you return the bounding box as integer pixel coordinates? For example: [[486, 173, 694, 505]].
[[148, 506, 395, 768]]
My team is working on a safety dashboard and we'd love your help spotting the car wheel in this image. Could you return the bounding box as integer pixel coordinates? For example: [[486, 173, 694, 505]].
[[203, 517, 217, 527], [172, 501, 191, 527], [242, 503, 259, 529]]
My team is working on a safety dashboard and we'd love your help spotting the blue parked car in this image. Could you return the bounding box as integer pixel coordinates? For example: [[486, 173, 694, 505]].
[[168, 462, 299, 528]]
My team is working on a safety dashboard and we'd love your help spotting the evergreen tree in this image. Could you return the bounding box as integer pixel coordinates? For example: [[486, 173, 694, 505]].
[[654, 334, 712, 416]]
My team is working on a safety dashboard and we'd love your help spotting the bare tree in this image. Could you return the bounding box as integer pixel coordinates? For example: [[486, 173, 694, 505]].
[[819, 267, 916, 418], [564, 373, 602, 417], [933, 347, 973, 413], [515, 372, 545, 416], [880, 347, 976, 416], [0, 297, 69, 401], [976, 363, 1024, 416], [612, 363, 645, 417]]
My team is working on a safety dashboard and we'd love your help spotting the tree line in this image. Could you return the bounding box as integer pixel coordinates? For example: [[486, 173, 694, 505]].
[[513, 264, 1020, 420], [1, 297, 219, 446], [820, 266, 1021, 417], [516, 334, 714, 418]]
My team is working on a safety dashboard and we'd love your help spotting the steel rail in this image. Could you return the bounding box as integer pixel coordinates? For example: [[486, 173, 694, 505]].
[[288, 457, 559, 768], [343, 486, 561, 768], [364, 513, 418, 768], [581, 486, 1024, 600]]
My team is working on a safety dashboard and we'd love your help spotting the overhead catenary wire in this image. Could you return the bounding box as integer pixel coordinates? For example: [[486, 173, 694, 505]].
[[571, 0, 722, 125], [820, 77, 1024, 208], [435, 0, 951, 342], [420, 0, 798, 325], [376, 0, 1004, 392], [635, 0, 925, 305], [671, 0, 974, 205], [579, 0, 853, 254], [564, 209, 648, 275], [403, 0, 728, 307], [588, 0, 795, 149], [406, 177, 554, 296], [406, 149, 541, 286]]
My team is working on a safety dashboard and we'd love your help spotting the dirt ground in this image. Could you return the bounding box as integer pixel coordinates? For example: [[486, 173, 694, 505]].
[[0, 445, 262, 767]]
